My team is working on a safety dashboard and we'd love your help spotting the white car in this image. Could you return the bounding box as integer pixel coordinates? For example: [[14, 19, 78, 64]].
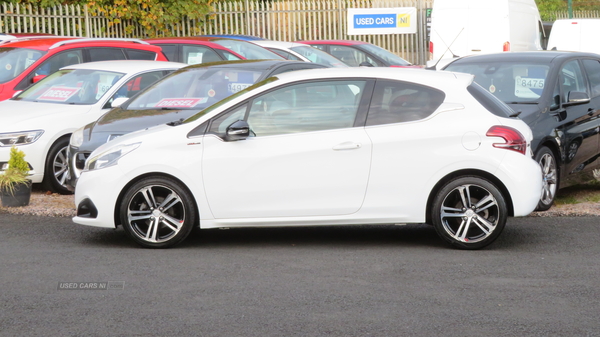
[[73, 67, 542, 250], [252, 40, 348, 68], [0, 60, 186, 194]]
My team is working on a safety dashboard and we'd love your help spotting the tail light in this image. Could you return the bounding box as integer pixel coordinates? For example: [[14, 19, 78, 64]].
[[503, 41, 510, 51], [429, 41, 434, 57], [486, 125, 527, 155]]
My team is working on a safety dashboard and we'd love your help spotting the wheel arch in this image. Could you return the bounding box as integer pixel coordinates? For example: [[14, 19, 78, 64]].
[[425, 169, 515, 224], [113, 172, 200, 228]]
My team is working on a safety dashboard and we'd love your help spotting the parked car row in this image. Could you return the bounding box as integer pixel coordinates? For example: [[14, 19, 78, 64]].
[[5, 34, 599, 250]]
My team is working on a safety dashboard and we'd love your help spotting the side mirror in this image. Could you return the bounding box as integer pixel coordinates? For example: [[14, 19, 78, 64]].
[[12, 91, 22, 98], [565, 91, 590, 107], [358, 61, 374, 67], [225, 120, 250, 141], [111, 97, 129, 108], [32, 75, 46, 83]]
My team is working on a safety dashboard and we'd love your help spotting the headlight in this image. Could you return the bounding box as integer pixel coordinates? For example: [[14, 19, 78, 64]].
[[85, 142, 141, 171], [0, 130, 44, 146], [70, 126, 85, 148]]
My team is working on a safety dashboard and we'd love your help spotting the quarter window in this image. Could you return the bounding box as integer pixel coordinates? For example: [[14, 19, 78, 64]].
[[366, 80, 445, 126]]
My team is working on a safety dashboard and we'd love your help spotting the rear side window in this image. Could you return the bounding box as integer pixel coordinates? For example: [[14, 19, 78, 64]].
[[124, 49, 156, 60], [366, 79, 445, 126], [89, 48, 126, 61], [467, 82, 515, 117], [156, 44, 177, 61]]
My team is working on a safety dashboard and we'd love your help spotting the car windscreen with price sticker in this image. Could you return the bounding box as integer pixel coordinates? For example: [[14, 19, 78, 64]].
[[126, 66, 263, 110], [15, 68, 124, 105], [445, 61, 549, 103]]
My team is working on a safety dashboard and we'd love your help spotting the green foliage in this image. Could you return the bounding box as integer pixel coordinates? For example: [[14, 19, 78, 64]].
[[4, 0, 214, 37], [0, 146, 30, 196]]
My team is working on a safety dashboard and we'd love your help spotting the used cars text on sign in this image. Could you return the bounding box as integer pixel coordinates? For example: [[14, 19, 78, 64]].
[[347, 8, 417, 35]]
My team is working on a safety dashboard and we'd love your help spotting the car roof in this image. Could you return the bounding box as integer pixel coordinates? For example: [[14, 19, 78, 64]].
[[296, 40, 368, 46], [181, 59, 326, 71], [144, 37, 232, 49], [262, 66, 471, 88], [61, 60, 187, 73], [0, 37, 159, 51], [252, 40, 309, 49], [446, 51, 600, 65]]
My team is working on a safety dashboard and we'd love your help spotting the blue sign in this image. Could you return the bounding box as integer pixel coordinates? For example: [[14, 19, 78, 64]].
[[353, 14, 396, 29]]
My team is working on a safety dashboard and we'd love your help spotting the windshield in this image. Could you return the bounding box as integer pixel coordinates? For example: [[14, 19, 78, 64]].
[[289, 46, 347, 68], [15, 69, 125, 104], [183, 76, 279, 124], [126, 67, 265, 110], [211, 39, 284, 60], [0, 47, 45, 83], [359, 44, 411, 66], [445, 61, 551, 103]]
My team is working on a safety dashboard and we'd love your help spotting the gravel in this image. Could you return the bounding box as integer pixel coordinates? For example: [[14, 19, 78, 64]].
[[2, 185, 599, 218]]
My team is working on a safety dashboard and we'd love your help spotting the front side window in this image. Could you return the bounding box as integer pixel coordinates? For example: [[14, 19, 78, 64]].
[[182, 45, 222, 64], [290, 45, 347, 67], [15, 69, 124, 104], [210, 80, 366, 137], [329, 45, 378, 67], [0, 47, 45, 83], [211, 39, 284, 60], [583, 59, 600, 97], [366, 80, 445, 126], [560, 60, 588, 102], [445, 61, 551, 103]]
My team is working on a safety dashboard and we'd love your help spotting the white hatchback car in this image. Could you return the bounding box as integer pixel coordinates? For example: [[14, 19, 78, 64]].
[[0, 60, 186, 194], [252, 40, 348, 68], [73, 67, 542, 250]]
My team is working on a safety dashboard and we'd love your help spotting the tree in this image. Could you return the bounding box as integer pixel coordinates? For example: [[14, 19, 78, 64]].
[[6, 0, 214, 37]]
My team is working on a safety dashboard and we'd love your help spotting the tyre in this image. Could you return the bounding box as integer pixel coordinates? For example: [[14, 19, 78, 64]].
[[119, 176, 197, 248], [42, 137, 72, 195], [431, 176, 507, 250], [535, 146, 558, 211]]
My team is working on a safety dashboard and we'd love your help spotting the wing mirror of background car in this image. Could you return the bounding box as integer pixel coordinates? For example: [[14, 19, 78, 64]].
[[32, 74, 46, 83], [111, 97, 129, 108], [359, 61, 374, 67], [225, 120, 251, 141], [565, 91, 590, 106], [12, 91, 22, 98]]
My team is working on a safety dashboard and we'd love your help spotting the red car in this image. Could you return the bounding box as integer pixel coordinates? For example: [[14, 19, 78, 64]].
[[144, 37, 246, 64], [0, 37, 168, 101], [296, 40, 420, 68]]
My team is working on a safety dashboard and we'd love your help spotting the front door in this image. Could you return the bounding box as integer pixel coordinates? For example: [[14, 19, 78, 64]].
[[201, 79, 372, 219]]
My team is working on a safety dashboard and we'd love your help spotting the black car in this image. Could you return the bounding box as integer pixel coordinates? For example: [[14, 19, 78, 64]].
[[444, 51, 600, 210], [66, 59, 328, 190]]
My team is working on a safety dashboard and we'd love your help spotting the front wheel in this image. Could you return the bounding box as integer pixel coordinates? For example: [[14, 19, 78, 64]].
[[43, 137, 72, 195], [431, 176, 507, 250], [119, 176, 197, 248], [535, 146, 558, 211]]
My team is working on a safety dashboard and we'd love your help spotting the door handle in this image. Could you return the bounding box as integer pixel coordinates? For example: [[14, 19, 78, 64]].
[[333, 142, 362, 150]]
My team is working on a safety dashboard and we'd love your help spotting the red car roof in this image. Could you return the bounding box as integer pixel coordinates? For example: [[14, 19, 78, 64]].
[[144, 37, 235, 51], [1, 37, 163, 53]]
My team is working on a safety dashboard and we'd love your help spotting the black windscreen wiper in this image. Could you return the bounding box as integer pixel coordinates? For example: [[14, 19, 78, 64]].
[[507, 101, 538, 104], [167, 118, 185, 126], [509, 110, 522, 118]]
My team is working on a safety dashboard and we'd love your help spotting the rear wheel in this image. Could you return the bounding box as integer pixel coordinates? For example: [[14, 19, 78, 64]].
[[431, 176, 507, 250], [120, 176, 197, 248], [42, 137, 72, 195], [535, 146, 558, 211]]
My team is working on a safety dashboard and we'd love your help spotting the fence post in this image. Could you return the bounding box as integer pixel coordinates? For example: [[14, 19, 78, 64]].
[[84, 4, 90, 37], [337, 0, 342, 38], [245, 0, 250, 35]]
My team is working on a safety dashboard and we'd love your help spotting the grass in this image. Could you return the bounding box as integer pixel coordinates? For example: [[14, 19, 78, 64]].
[[554, 180, 600, 205]]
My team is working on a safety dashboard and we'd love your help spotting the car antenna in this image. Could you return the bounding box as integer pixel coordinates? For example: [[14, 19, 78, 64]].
[[427, 27, 464, 70]]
